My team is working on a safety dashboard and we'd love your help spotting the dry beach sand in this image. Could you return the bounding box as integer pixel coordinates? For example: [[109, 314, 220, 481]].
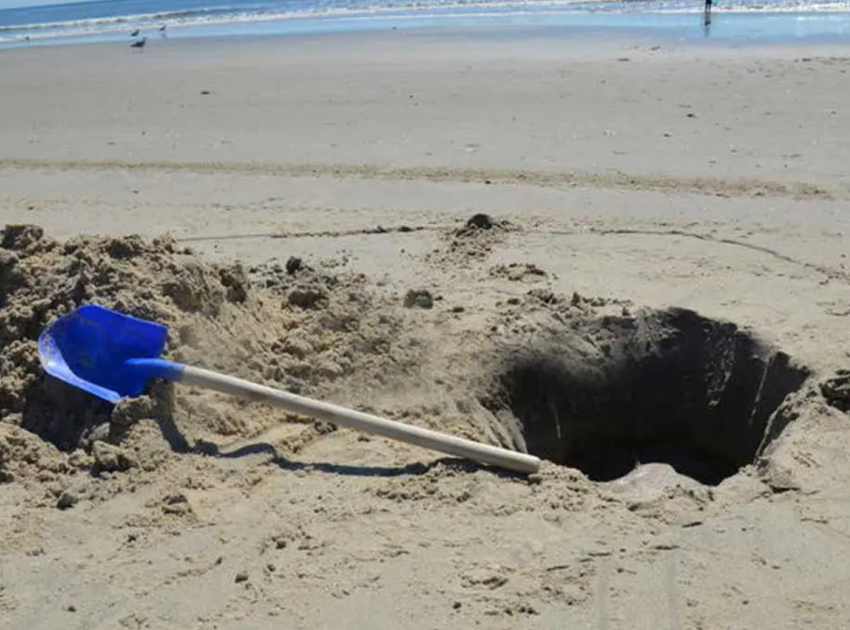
[[3, 29, 850, 629]]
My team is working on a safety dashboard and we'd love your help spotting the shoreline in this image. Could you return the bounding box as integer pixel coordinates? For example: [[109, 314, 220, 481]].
[[3, 8, 850, 51]]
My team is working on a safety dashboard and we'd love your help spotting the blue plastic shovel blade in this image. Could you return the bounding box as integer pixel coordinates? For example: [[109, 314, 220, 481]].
[[38, 304, 172, 403]]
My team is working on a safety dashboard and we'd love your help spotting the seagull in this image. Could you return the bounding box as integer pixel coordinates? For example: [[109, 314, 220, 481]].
[[159, 24, 166, 32], [130, 28, 140, 37], [130, 37, 146, 52]]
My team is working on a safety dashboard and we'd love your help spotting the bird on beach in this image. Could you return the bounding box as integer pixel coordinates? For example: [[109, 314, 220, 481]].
[[130, 28, 140, 37], [130, 37, 146, 52], [159, 24, 166, 32]]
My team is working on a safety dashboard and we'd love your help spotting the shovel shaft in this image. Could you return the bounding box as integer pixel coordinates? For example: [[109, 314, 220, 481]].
[[179, 365, 540, 475]]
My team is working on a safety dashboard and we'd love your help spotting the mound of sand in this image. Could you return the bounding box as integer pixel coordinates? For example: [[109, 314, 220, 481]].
[[427, 213, 518, 264], [0, 224, 423, 492]]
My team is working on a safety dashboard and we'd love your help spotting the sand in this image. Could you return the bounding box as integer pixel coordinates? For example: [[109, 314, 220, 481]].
[[2, 28, 850, 629]]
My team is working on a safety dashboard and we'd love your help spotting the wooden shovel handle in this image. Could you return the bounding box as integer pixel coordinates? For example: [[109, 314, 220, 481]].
[[180, 365, 540, 474]]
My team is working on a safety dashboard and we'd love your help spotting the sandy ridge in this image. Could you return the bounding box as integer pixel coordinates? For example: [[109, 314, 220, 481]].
[[0, 158, 840, 200]]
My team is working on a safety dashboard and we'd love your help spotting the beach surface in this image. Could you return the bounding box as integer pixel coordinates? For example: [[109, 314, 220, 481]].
[[3, 30, 850, 629]]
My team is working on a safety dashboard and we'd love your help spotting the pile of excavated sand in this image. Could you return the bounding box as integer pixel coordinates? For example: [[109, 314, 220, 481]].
[[0, 221, 641, 506], [0, 224, 424, 494], [426, 213, 518, 265]]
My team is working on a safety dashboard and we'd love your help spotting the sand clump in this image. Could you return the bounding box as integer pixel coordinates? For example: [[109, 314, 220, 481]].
[[0, 224, 423, 494], [489, 262, 547, 283], [820, 369, 850, 413], [403, 289, 435, 309]]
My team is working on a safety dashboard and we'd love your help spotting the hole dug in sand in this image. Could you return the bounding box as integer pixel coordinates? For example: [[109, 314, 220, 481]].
[[489, 307, 809, 486]]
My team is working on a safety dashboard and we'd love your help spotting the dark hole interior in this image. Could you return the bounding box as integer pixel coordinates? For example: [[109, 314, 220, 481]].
[[491, 308, 810, 485]]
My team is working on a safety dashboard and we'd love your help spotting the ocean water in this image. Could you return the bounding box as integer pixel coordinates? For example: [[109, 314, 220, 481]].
[[1, 0, 849, 47]]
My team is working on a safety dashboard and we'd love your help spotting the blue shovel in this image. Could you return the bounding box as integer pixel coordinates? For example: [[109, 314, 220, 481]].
[[38, 304, 540, 474]]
